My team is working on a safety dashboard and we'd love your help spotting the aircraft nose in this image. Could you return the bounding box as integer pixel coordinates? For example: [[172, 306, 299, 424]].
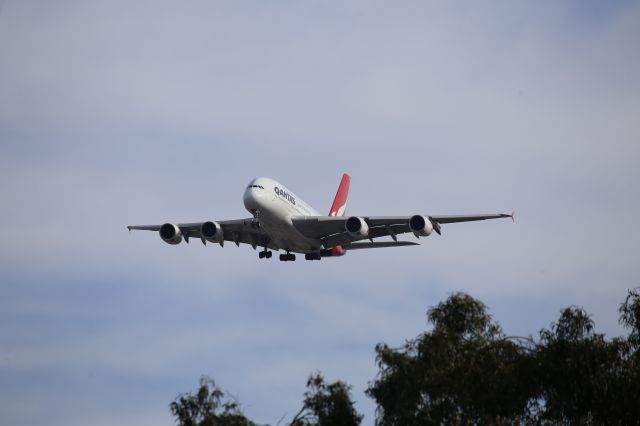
[[243, 186, 263, 212]]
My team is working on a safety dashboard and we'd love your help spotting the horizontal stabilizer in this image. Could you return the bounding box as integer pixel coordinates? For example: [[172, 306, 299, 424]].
[[346, 241, 419, 250]]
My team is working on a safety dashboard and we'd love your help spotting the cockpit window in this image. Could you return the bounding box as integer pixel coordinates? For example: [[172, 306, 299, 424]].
[[247, 185, 264, 189]]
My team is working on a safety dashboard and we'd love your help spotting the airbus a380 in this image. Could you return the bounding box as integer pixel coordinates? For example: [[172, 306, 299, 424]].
[[128, 174, 513, 261]]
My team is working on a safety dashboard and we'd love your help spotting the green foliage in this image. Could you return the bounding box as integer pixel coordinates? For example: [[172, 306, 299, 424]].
[[367, 292, 536, 425], [291, 372, 363, 426], [368, 290, 640, 425], [169, 376, 257, 426], [171, 373, 362, 426], [531, 293, 640, 424], [540, 305, 594, 343], [620, 287, 640, 348], [427, 292, 500, 340], [171, 288, 640, 426], [537, 306, 618, 423]]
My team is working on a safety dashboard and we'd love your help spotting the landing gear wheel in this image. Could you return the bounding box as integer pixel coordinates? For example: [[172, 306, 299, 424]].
[[279, 253, 296, 261], [259, 250, 272, 259], [305, 253, 321, 261]]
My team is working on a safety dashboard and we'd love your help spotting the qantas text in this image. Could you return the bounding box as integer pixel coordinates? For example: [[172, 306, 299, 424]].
[[274, 186, 296, 205]]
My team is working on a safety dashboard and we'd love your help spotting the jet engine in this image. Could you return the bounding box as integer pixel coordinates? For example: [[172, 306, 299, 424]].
[[409, 215, 434, 237], [159, 223, 183, 245], [345, 216, 369, 238], [201, 221, 224, 243]]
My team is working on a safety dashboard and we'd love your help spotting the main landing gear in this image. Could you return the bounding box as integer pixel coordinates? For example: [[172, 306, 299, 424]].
[[273, 250, 322, 261], [259, 250, 272, 259], [279, 252, 296, 262], [276, 252, 322, 261]]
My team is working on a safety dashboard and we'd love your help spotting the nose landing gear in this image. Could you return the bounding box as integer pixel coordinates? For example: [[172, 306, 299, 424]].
[[250, 209, 261, 229]]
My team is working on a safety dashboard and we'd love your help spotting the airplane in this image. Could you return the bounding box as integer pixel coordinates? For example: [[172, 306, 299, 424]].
[[127, 174, 513, 261]]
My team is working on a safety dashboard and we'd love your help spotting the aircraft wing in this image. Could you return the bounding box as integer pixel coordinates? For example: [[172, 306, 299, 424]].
[[127, 219, 279, 249], [291, 213, 512, 249]]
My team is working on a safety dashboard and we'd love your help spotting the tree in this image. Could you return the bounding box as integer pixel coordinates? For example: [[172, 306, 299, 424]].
[[171, 288, 640, 425], [367, 292, 536, 425], [536, 306, 615, 423], [533, 292, 640, 425], [615, 287, 640, 423], [620, 287, 640, 348], [367, 290, 640, 425], [290, 372, 363, 426], [169, 376, 258, 426], [170, 373, 362, 426]]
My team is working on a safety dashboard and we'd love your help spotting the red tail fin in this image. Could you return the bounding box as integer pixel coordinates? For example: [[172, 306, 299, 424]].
[[329, 173, 350, 257], [329, 173, 350, 216]]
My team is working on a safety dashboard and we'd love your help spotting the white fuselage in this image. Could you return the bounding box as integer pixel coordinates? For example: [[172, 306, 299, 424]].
[[243, 177, 322, 253]]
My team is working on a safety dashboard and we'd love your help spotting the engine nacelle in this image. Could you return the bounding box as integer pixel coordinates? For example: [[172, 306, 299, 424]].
[[409, 215, 433, 237], [345, 216, 369, 238], [159, 223, 183, 245], [200, 221, 224, 243]]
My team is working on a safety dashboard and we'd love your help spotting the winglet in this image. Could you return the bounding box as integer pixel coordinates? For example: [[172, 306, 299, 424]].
[[511, 211, 515, 223]]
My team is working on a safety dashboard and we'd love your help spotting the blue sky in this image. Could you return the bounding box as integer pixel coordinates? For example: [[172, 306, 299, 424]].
[[1, 1, 639, 425]]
